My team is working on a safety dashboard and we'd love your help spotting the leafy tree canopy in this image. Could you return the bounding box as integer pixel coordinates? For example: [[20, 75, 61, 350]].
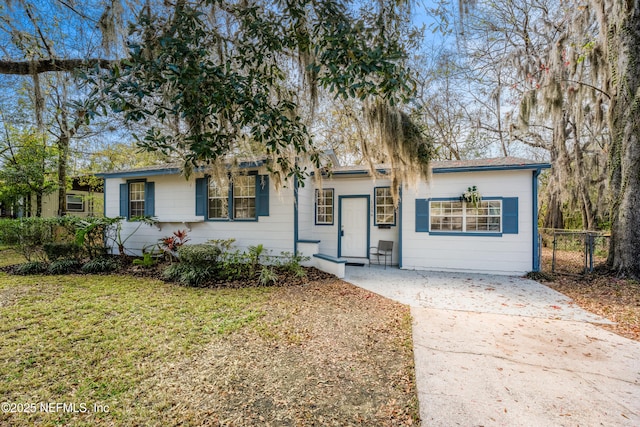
[[74, 0, 432, 187]]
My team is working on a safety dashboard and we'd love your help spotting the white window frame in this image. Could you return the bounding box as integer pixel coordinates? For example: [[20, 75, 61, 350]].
[[232, 175, 256, 219], [66, 194, 84, 212], [208, 178, 229, 219], [430, 199, 502, 233], [129, 182, 145, 218], [374, 187, 395, 225], [315, 189, 334, 225]]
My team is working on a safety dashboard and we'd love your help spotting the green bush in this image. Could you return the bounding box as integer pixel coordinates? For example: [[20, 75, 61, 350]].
[[43, 242, 81, 261], [218, 249, 251, 280], [0, 219, 21, 245], [81, 257, 120, 274], [278, 251, 309, 279], [132, 252, 157, 268], [178, 244, 222, 265], [259, 266, 278, 285], [14, 261, 48, 275], [48, 259, 81, 274], [163, 263, 215, 287]]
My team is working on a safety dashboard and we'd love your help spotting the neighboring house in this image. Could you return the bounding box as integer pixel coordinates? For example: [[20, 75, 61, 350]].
[[98, 157, 550, 276], [34, 178, 104, 218]]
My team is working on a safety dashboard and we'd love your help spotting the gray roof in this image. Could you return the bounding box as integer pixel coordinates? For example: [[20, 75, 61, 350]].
[[330, 156, 549, 175], [99, 156, 549, 178]]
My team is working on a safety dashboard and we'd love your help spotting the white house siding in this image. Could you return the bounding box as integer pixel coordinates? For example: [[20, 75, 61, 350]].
[[402, 169, 534, 275], [296, 178, 314, 243], [104, 172, 295, 256], [299, 175, 400, 264]]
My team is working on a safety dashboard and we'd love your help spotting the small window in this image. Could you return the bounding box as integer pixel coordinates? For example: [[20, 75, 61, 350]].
[[66, 194, 84, 212], [430, 200, 501, 233], [375, 187, 395, 225], [233, 175, 256, 219], [129, 182, 145, 218], [315, 189, 334, 225], [208, 178, 229, 219]]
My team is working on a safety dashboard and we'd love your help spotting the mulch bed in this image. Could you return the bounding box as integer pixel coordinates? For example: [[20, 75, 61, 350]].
[[0, 256, 336, 288]]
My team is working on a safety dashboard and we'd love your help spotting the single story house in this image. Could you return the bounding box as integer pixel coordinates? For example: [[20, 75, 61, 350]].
[[98, 156, 550, 276], [3, 177, 104, 218]]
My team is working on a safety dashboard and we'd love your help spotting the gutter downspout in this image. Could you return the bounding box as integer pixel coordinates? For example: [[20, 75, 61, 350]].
[[532, 169, 541, 271]]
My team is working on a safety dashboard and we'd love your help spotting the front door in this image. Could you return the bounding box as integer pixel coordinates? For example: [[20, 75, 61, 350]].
[[340, 197, 368, 258]]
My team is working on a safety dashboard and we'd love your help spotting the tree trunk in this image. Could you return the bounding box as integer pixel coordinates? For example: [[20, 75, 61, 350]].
[[57, 134, 69, 217], [36, 191, 43, 217], [544, 192, 564, 229], [605, 0, 640, 278], [571, 121, 596, 230]]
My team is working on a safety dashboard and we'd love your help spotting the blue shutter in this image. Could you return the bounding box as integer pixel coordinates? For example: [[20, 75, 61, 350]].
[[415, 199, 430, 232], [257, 175, 269, 216], [502, 197, 519, 234], [195, 178, 206, 217], [144, 182, 155, 217], [119, 183, 128, 218]]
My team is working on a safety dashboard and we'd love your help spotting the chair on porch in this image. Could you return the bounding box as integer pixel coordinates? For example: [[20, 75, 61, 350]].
[[369, 240, 393, 269]]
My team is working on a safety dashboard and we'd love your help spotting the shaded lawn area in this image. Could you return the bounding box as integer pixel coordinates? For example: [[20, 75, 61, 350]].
[[540, 248, 640, 341], [0, 249, 418, 426]]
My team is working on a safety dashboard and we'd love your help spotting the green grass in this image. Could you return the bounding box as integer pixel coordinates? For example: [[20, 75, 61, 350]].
[[0, 247, 23, 267], [0, 249, 272, 425]]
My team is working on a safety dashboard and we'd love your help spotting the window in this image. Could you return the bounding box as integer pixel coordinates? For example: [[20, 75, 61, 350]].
[[66, 194, 84, 212], [208, 178, 229, 219], [430, 200, 501, 232], [375, 187, 395, 225], [315, 189, 334, 225], [129, 182, 146, 218], [196, 174, 268, 220], [466, 200, 501, 232], [120, 181, 154, 219], [233, 175, 256, 219]]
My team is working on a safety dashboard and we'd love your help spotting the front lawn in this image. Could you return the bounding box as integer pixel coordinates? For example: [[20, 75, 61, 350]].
[[0, 248, 418, 426]]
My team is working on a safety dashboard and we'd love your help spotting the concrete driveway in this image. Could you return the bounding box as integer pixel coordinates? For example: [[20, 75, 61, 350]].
[[344, 266, 640, 426]]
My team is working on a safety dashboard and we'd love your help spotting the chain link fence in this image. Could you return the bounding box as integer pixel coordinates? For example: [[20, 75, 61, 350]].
[[539, 229, 610, 275]]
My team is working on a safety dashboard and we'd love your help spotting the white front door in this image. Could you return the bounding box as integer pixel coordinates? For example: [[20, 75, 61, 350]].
[[340, 197, 368, 257]]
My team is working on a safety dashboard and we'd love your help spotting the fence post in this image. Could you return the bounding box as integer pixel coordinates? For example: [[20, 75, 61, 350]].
[[552, 232, 557, 273]]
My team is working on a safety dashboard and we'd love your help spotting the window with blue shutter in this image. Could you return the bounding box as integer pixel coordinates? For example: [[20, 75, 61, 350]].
[[119, 183, 128, 217], [195, 174, 269, 220], [257, 175, 269, 216], [144, 182, 155, 217], [195, 177, 207, 217], [415, 199, 430, 232], [120, 180, 155, 220], [502, 197, 519, 234]]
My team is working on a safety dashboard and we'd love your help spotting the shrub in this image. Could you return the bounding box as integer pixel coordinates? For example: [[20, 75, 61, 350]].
[[159, 229, 190, 261], [218, 249, 251, 280], [178, 244, 222, 265], [81, 257, 120, 274], [43, 242, 80, 261], [163, 263, 214, 287], [0, 219, 21, 245], [48, 259, 81, 274], [278, 251, 309, 279], [133, 252, 157, 268], [15, 261, 48, 275], [259, 266, 278, 285]]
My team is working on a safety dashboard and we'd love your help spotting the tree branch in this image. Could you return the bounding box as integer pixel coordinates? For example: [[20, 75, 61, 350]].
[[0, 58, 116, 75]]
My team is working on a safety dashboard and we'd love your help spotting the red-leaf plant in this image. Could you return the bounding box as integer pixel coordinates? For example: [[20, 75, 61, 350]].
[[159, 229, 190, 262]]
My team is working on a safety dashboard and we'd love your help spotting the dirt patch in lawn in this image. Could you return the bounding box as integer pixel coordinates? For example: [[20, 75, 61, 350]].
[[138, 280, 418, 426]]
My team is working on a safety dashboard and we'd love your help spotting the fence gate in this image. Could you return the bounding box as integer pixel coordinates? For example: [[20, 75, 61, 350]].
[[551, 231, 610, 275]]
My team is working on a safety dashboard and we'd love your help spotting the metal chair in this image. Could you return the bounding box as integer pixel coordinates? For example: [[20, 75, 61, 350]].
[[369, 240, 393, 269]]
